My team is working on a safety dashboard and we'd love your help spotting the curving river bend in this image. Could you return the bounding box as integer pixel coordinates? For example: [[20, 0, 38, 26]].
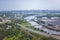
[[24, 16, 60, 35]]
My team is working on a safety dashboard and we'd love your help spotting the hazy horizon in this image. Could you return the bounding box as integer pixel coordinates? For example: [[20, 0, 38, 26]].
[[0, 0, 60, 11]]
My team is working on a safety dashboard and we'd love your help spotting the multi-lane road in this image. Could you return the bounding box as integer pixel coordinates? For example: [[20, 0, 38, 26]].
[[17, 24, 60, 40]]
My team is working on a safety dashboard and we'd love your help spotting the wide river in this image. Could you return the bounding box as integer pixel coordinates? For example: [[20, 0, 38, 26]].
[[24, 16, 60, 35]]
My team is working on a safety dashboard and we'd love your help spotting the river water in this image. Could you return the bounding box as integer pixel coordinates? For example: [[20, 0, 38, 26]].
[[24, 16, 60, 35]]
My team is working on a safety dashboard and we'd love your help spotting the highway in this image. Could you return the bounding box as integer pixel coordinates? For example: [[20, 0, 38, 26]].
[[17, 24, 51, 37], [17, 24, 60, 40]]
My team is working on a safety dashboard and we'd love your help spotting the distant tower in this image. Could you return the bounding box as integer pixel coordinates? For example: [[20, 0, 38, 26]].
[[3, 14, 6, 18], [15, 14, 17, 18]]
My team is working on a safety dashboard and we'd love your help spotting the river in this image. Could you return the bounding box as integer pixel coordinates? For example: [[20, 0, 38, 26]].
[[24, 16, 60, 35]]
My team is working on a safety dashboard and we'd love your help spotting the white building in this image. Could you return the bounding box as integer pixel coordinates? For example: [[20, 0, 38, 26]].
[[42, 17, 48, 20], [51, 17, 59, 20]]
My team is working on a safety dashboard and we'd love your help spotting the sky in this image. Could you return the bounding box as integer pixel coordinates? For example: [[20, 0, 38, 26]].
[[0, 0, 60, 10]]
